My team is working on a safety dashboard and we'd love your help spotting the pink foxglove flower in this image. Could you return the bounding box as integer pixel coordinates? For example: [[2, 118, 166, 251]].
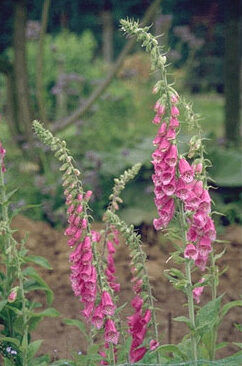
[[104, 319, 119, 345], [154, 101, 165, 116], [0, 142, 6, 173], [101, 291, 116, 316], [152, 114, 162, 125], [130, 347, 147, 363], [193, 278, 205, 303], [150, 339, 160, 351], [171, 105, 179, 116], [91, 305, 104, 329], [164, 145, 178, 167], [178, 158, 194, 183], [184, 244, 198, 261], [8, 289, 18, 303]]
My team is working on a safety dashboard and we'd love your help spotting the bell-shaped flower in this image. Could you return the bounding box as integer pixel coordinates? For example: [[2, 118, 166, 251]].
[[179, 158, 194, 183], [104, 319, 119, 345]]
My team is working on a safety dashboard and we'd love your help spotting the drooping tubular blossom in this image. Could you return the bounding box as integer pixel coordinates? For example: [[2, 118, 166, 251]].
[[104, 319, 119, 345], [0, 142, 6, 173]]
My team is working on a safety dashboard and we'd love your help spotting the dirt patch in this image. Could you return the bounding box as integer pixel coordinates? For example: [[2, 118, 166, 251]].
[[12, 215, 242, 362]]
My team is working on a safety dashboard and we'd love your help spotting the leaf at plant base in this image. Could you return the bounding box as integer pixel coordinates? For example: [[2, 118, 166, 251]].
[[63, 318, 89, 341], [27, 340, 43, 360], [36, 308, 60, 317], [195, 295, 222, 335], [173, 316, 194, 330], [24, 255, 52, 270], [220, 300, 242, 320]]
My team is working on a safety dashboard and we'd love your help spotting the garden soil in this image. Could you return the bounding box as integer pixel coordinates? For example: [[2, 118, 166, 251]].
[[12, 215, 242, 362]]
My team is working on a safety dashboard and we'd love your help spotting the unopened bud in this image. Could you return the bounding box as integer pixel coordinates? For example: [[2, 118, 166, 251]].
[[8, 288, 18, 303]]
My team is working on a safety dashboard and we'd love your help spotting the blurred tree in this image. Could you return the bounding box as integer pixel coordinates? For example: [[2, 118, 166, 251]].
[[224, 0, 241, 147], [1, 0, 33, 149]]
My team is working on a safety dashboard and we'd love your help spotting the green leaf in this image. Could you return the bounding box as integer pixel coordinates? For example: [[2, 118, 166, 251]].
[[23, 267, 53, 305], [24, 256, 52, 270], [214, 248, 226, 261], [234, 323, 242, 332], [35, 307, 60, 317], [5, 188, 19, 203], [0, 300, 7, 312], [216, 342, 228, 350], [63, 318, 89, 341], [221, 300, 242, 320], [233, 342, 242, 349], [196, 295, 222, 335], [157, 344, 187, 360], [27, 340, 43, 360], [31, 354, 50, 366], [173, 316, 194, 330], [0, 336, 20, 347]]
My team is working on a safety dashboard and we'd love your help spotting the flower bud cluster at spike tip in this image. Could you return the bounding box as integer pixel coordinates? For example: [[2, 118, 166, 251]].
[[152, 94, 179, 230], [0, 142, 6, 173]]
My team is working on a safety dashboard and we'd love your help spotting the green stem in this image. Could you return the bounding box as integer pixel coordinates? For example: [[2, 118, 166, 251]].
[[210, 252, 218, 360], [185, 260, 197, 365], [178, 200, 197, 365]]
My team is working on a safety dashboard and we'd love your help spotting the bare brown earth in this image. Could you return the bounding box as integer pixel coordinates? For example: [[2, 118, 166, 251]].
[[12, 215, 242, 362]]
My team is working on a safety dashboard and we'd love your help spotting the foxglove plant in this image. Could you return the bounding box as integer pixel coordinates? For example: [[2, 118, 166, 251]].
[[121, 18, 242, 365], [33, 121, 146, 365]]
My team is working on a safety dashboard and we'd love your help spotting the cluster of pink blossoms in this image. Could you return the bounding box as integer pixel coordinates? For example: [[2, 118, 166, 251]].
[[128, 295, 152, 363], [63, 187, 119, 348], [152, 96, 180, 230], [127, 264, 159, 363], [0, 142, 6, 173], [152, 95, 216, 301]]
